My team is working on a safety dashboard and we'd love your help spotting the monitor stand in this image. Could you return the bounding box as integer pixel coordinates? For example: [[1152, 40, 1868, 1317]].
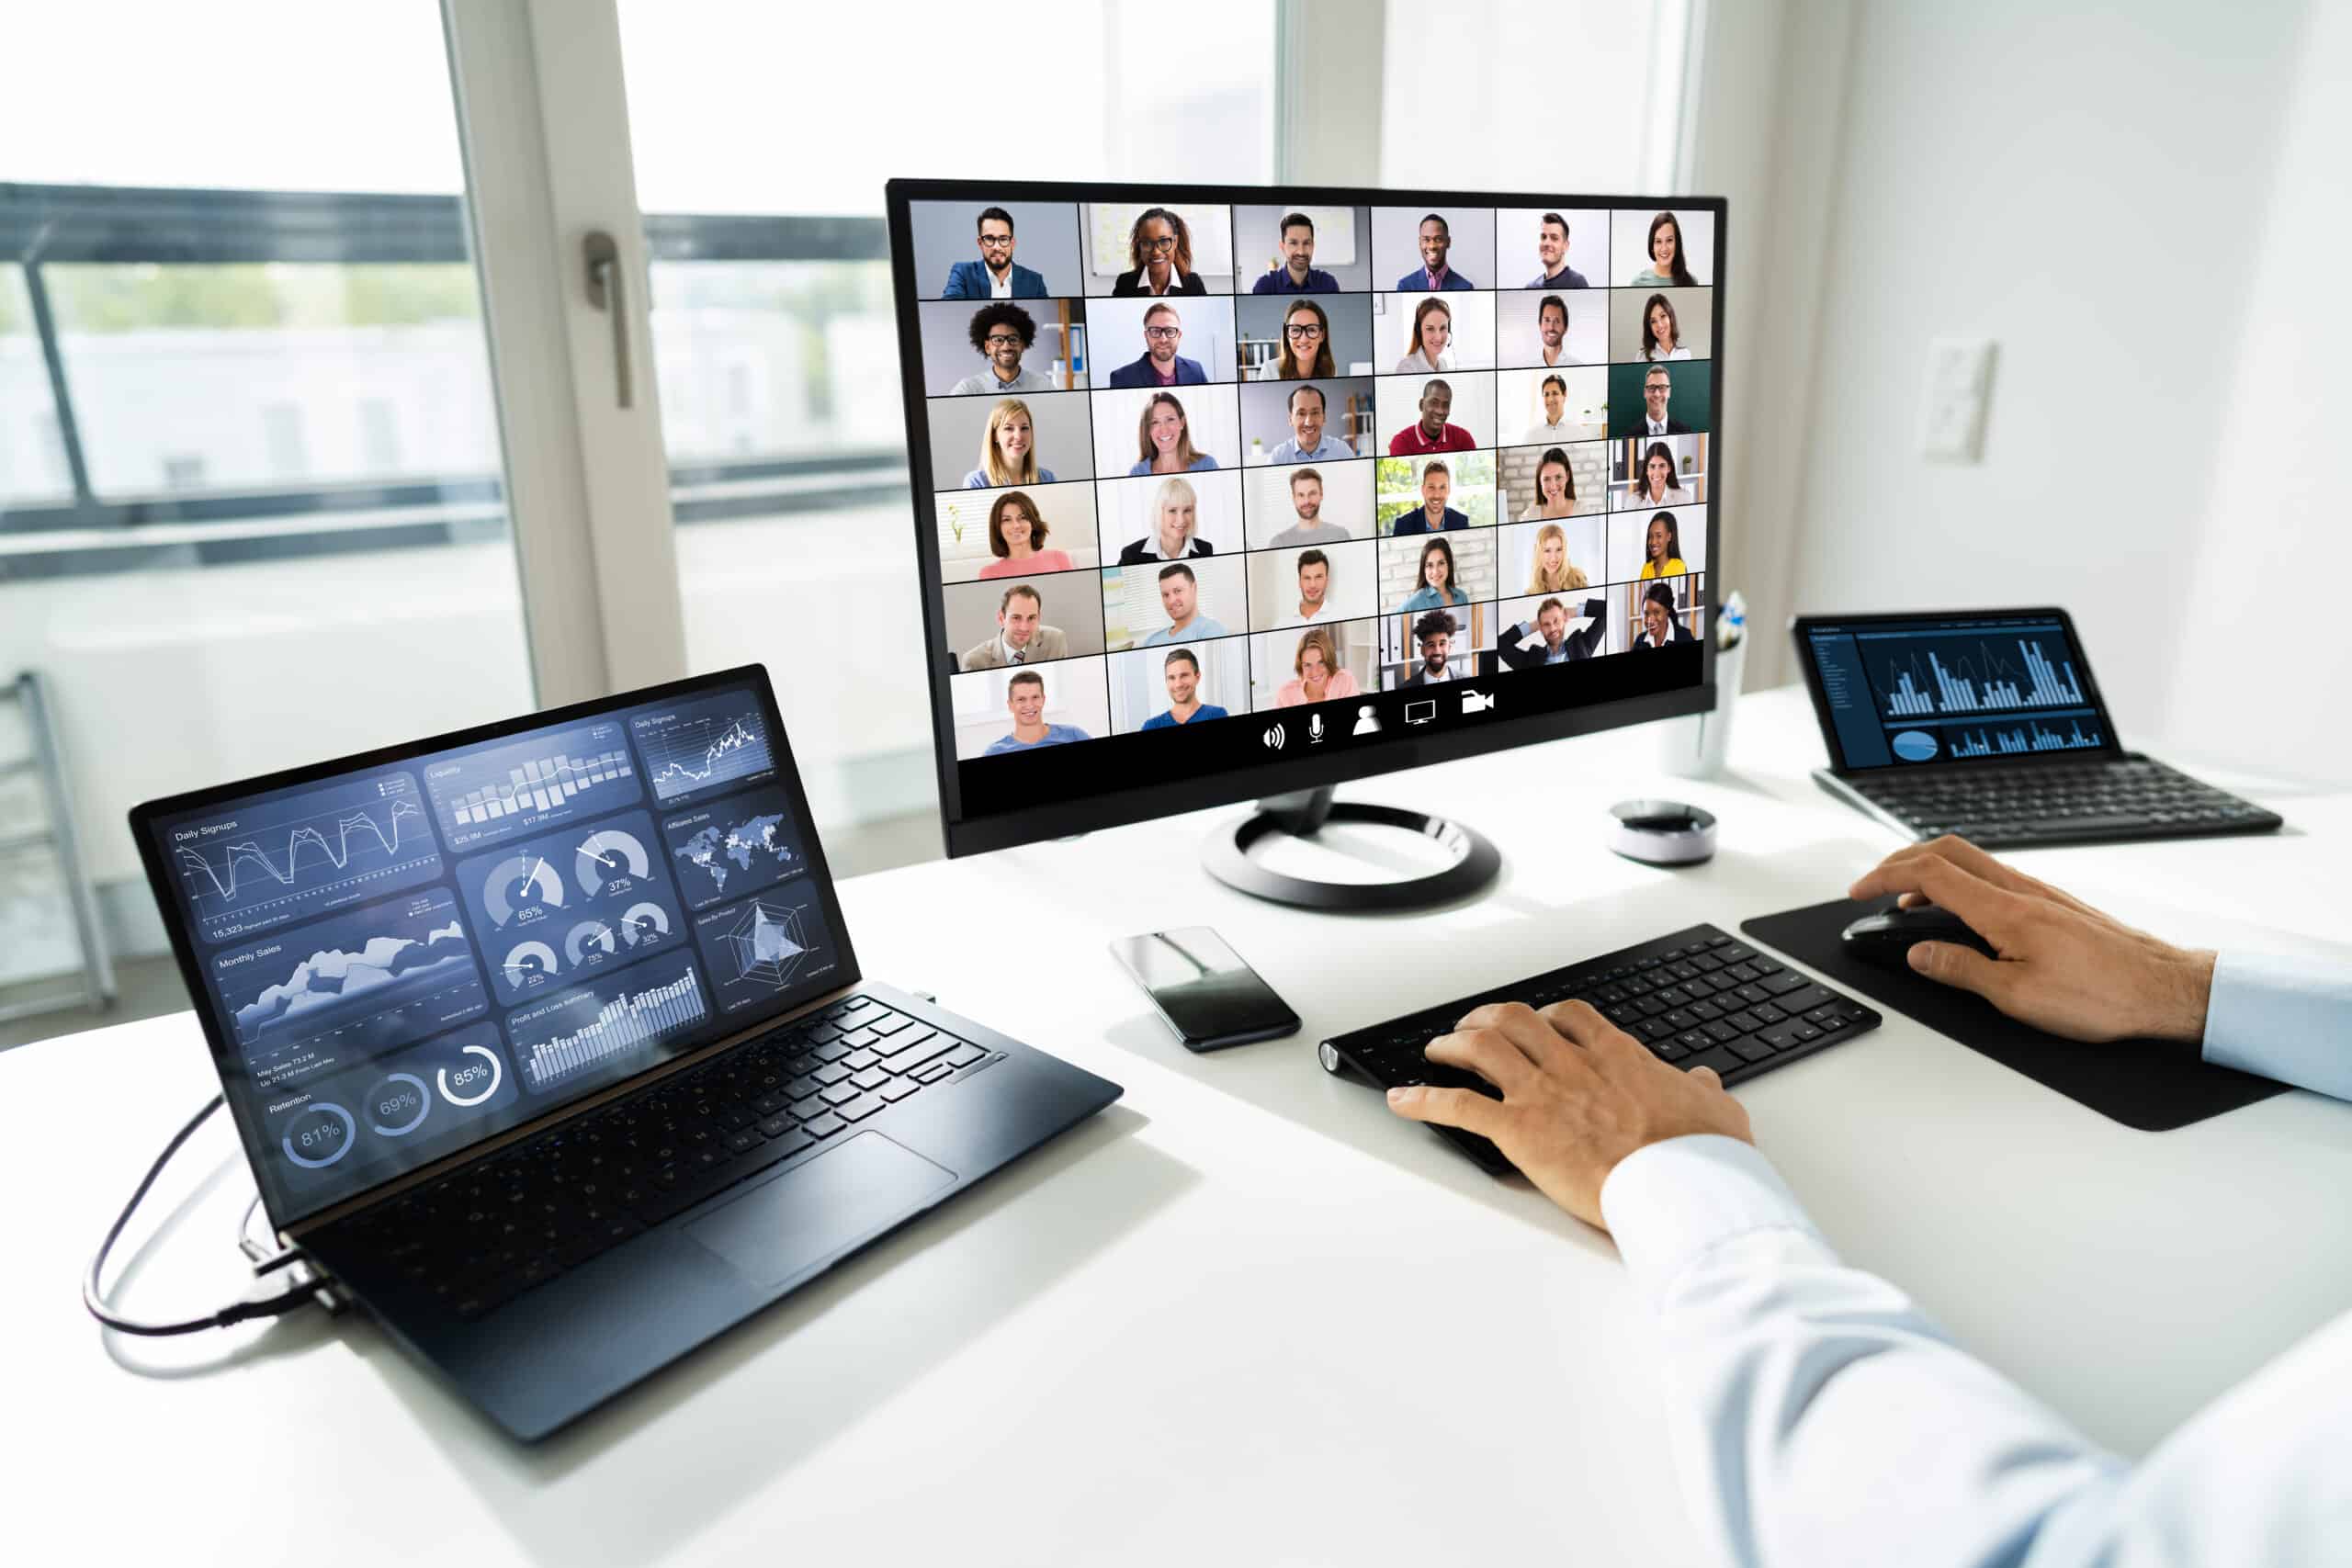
[[1200, 786, 1501, 911]]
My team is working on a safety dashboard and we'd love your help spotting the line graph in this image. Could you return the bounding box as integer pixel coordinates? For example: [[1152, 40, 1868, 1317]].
[[631, 692, 776, 805], [1870, 631, 2086, 718], [165, 773, 444, 944]]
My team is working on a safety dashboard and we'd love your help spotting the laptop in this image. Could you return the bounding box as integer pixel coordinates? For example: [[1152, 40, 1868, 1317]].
[[130, 665, 1121, 1441], [1792, 607, 2282, 849]]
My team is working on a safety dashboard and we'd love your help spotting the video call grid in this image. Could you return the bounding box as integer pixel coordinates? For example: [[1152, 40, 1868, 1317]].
[[909, 198, 1716, 756]]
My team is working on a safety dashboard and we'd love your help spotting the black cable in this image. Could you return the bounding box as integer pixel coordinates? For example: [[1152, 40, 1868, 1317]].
[[83, 1094, 325, 1337]]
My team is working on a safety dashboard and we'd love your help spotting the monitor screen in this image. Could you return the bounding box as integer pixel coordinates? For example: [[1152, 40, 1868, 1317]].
[[1800, 611, 2119, 771], [132, 668, 854, 1225], [888, 183, 1725, 854]]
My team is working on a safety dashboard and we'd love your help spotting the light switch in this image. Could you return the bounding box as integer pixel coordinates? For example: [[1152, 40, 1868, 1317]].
[[1917, 337, 1996, 461]]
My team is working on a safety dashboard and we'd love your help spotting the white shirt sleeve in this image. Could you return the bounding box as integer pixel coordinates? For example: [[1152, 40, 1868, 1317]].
[[1600, 1134, 2352, 1567], [2200, 950, 2352, 1101]]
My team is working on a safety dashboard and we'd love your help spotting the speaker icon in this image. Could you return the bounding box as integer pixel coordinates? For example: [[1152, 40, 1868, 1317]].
[[1261, 724, 1286, 750]]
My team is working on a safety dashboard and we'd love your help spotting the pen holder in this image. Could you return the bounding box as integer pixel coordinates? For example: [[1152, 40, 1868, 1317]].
[[1658, 623, 1746, 779]]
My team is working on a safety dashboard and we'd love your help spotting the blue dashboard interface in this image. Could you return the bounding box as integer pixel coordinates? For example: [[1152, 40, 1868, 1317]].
[[1804, 614, 2116, 771], [149, 681, 842, 1224]]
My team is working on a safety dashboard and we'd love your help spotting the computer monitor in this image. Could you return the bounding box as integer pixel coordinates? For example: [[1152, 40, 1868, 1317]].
[[888, 182, 1724, 903]]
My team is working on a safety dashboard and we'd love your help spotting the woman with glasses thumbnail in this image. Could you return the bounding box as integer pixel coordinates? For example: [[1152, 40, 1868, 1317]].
[[975, 490, 1073, 579], [1524, 521, 1590, 592], [1640, 293, 1691, 361], [1256, 299, 1337, 380], [1113, 208, 1209, 297], [1274, 625, 1361, 707], [1618, 442, 1687, 511], [1638, 511, 1688, 579], [963, 398, 1058, 489], [1128, 391, 1220, 475], [1631, 212, 1699, 288], [1400, 536, 1470, 612], [1518, 447, 1581, 522], [1117, 476, 1218, 563], [1394, 298, 1456, 374]]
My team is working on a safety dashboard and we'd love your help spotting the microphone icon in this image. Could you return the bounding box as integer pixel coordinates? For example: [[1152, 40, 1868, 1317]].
[[1308, 714, 1326, 742]]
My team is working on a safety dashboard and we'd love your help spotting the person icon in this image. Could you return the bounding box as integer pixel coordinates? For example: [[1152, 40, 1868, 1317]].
[[1352, 704, 1382, 736]]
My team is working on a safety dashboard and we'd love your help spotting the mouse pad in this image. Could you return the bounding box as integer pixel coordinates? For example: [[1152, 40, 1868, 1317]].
[[1742, 897, 2287, 1131]]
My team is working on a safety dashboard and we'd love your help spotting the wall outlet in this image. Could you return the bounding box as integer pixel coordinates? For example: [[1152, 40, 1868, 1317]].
[[1917, 337, 1996, 461]]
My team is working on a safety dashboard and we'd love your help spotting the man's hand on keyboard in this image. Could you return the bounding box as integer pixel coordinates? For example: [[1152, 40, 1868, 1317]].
[[1848, 836, 2214, 1043], [1385, 1000, 1751, 1230]]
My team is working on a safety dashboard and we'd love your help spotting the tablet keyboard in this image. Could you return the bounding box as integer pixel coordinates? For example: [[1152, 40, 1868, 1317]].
[[1320, 924, 1880, 1176]]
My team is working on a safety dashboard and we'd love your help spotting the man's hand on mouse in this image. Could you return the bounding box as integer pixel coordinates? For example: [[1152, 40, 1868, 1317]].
[[1849, 836, 2215, 1043], [1385, 1000, 1751, 1231]]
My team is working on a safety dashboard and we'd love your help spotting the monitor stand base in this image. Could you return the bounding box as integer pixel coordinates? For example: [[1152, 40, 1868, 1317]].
[[1200, 787, 1502, 911]]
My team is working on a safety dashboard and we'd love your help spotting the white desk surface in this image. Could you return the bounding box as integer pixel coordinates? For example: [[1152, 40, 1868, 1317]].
[[7, 685, 2350, 1566]]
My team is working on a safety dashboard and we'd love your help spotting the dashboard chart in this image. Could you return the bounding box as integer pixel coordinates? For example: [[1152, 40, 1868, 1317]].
[[258, 1021, 519, 1193], [455, 810, 686, 1003], [1862, 626, 2086, 718], [502, 949, 708, 1094], [207, 887, 488, 1063], [692, 879, 839, 1017], [1809, 616, 2111, 772], [631, 690, 777, 807], [660, 783, 806, 910], [424, 720, 642, 852], [167, 772, 443, 945]]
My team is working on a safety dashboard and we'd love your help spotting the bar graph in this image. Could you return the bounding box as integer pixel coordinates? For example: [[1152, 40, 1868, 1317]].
[[517, 964, 707, 1090], [425, 720, 644, 851], [1880, 637, 2086, 717], [447, 749, 634, 827], [1948, 718, 2106, 759]]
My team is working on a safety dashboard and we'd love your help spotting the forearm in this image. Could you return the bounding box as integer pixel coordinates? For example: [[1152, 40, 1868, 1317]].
[[1601, 1136, 2125, 1568], [2200, 951, 2352, 1101]]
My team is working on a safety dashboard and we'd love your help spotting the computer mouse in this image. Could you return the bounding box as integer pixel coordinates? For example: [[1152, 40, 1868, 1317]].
[[1840, 904, 1999, 968]]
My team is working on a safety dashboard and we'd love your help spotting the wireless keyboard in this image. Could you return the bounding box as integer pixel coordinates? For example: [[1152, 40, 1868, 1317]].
[[1319, 923, 1881, 1175]]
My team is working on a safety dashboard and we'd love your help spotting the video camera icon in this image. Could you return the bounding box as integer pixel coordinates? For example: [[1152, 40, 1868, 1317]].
[[1462, 690, 1496, 715]]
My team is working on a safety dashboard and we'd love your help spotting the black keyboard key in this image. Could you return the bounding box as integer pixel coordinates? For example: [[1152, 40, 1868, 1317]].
[[835, 1093, 887, 1122], [851, 1066, 892, 1091], [1779, 985, 1835, 1014], [1683, 1045, 1744, 1077], [1759, 971, 1807, 995], [804, 1113, 847, 1139], [883, 1031, 951, 1073]]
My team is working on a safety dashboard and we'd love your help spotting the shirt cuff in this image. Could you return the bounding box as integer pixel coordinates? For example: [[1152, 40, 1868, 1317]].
[[2200, 950, 2352, 1101], [1600, 1134, 1830, 1311]]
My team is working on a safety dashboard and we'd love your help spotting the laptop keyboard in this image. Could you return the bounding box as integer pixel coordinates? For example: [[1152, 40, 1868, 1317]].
[[1321, 924, 1880, 1176], [1849, 759, 2278, 847], [345, 995, 1001, 1321]]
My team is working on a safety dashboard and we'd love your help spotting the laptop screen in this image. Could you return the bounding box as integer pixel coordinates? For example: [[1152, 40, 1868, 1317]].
[[134, 667, 854, 1226], [1801, 611, 2119, 772]]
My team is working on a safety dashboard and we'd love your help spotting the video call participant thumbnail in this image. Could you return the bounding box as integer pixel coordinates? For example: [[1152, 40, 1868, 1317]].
[[1634, 580, 1698, 649], [1630, 210, 1700, 287], [1637, 510, 1689, 578], [1535, 296, 1576, 367], [1395, 298, 1456, 374], [960, 582, 1069, 671], [1118, 476, 1216, 562], [1400, 536, 1470, 612], [1282, 548, 1334, 626], [1138, 648, 1229, 729], [1253, 211, 1340, 294], [963, 398, 1058, 489], [1258, 299, 1337, 380], [950, 303, 1057, 395], [1390, 459, 1468, 536], [1523, 519, 1591, 591], [1617, 441, 1690, 511], [941, 206, 1047, 299], [1266, 384, 1354, 464], [1519, 449, 1583, 522], [975, 489, 1073, 578], [1107, 302, 1209, 389], [1114, 207, 1210, 297], [1498, 596, 1608, 668], [1129, 391, 1221, 475], [1627, 364, 1691, 436], [1638, 292, 1692, 361], [1141, 562, 1227, 646], [1388, 378, 1477, 455], [1525, 212, 1589, 289], [984, 670, 1091, 754], [1401, 609, 1461, 684], [1397, 213, 1476, 291], [1274, 624, 1361, 707], [1265, 467, 1351, 547]]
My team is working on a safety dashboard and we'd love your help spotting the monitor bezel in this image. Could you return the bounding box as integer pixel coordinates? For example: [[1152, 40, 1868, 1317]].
[[887, 177, 1724, 858], [128, 663, 861, 1228], [1788, 606, 2122, 775]]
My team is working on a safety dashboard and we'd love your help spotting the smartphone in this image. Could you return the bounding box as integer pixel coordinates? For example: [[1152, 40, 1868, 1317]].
[[1110, 927, 1301, 1052]]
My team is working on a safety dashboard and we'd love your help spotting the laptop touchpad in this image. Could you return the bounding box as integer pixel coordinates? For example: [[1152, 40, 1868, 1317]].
[[684, 1133, 957, 1287]]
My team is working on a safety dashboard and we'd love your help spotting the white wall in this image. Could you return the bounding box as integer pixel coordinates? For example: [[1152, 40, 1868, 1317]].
[[2160, 0, 2352, 780], [1754, 0, 2314, 757]]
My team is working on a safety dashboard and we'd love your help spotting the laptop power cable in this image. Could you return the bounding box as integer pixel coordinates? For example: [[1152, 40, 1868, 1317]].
[[83, 1095, 342, 1337]]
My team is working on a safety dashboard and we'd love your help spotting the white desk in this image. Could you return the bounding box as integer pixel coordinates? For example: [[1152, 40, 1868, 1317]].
[[8, 686, 2351, 1566]]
